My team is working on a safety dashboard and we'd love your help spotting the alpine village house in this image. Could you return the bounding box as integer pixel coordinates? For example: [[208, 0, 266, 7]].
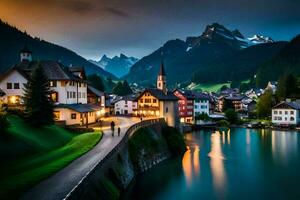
[[134, 62, 180, 128], [0, 46, 105, 126]]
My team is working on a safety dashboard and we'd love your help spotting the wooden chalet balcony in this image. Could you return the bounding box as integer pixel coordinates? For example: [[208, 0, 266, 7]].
[[135, 105, 160, 111]]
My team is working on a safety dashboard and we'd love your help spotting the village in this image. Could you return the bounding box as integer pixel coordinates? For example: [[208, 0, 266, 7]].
[[0, 46, 299, 130]]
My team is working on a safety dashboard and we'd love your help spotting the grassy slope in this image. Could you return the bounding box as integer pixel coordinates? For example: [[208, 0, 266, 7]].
[[0, 115, 102, 199], [187, 82, 230, 92]]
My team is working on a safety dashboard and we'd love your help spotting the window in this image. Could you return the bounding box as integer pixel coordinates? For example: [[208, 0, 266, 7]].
[[166, 107, 168, 113], [14, 83, 20, 89], [140, 99, 143, 103], [279, 111, 282, 114], [71, 113, 77, 119], [78, 92, 81, 98], [274, 110, 278, 114], [145, 99, 151, 103], [153, 99, 157, 103], [285, 111, 288, 115], [291, 111, 294, 115], [50, 92, 58, 102], [50, 81, 57, 87], [7, 82, 12, 89], [73, 92, 76, 98], [67, 91, 69, 99], [290, 117, 295, 121], [79, 82, 82, 87]]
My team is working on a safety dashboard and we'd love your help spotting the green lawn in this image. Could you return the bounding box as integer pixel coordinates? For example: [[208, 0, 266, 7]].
[[0, 115, 102, 199], [187, 82, 230, 92]]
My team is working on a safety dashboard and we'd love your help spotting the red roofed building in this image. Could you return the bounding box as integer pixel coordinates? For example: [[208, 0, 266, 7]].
[[173, 89, 194, 123]]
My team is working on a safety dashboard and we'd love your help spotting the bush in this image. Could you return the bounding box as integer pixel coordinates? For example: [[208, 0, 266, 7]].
[[225, 109, 238, 124], [161, 126, 186, 156], [217, 120, 230, 127], [195, 112, 210, 121]]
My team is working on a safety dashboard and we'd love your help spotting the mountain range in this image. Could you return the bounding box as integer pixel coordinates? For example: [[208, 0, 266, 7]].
[[89, 54, 138, 78], [125, 23, 287, 86], [0, 20, 115, 79]]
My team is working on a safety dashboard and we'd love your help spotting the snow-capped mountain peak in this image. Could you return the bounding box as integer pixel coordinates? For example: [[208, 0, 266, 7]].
[[248, 34, 274, 44]]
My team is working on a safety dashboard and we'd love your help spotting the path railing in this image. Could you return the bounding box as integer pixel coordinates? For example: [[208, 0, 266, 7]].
[[64, 117, 165, 200]]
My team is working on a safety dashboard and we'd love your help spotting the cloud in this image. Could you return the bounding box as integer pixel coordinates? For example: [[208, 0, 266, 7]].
[[104, 7, 131, 18]]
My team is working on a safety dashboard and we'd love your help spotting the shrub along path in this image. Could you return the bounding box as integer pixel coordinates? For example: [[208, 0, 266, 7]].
[[20, 116, 140, 200], [0, 116, 102, 200]]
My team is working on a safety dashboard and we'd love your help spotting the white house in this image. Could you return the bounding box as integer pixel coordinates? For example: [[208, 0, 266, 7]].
[[0, 47, 102, 126], [265, 81, 278, 93], [272, 101, 300, 126], [193, 92, 211, 116], [114, 95, 137, 115]]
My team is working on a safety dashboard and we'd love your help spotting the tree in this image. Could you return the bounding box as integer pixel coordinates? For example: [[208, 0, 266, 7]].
[[195, 112, 210, 121], [112, 80, 133, 96], [239, 83, 250, 93], [122, 80, 133, 95], [23, 64, 54, 126], [256, 90, 273, 118], [230, 80, 239, 89], [277, 73, 299, 99], [225, 109, 238, 124], [88, 74, 105, 91], [220, 85, 229, 92]]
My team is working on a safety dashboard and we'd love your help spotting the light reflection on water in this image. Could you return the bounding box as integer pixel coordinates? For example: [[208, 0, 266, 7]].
[[208, 131, 226, 195], [124, 128, 300, 200]]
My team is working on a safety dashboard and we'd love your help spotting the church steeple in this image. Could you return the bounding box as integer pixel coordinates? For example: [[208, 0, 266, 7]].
[[157, 60, 167, 94]]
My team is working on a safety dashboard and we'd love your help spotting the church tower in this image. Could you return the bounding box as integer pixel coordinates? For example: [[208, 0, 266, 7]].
[[157, 61, 167, 94], [20, 45, 32, 62]]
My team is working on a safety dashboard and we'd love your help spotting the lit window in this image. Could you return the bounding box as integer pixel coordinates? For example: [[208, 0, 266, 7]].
[[50, 81, 57, 87], [71, 113, 77, 119]]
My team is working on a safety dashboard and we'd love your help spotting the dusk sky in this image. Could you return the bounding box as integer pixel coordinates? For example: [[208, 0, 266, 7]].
[[0, 0, 299, 60]]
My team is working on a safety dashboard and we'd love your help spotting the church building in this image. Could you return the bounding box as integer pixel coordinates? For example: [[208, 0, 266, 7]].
[[135, 62, 179, 128]]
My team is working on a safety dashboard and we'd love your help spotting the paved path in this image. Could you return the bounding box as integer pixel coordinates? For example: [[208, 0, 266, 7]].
[[20, 117, 140, 200]]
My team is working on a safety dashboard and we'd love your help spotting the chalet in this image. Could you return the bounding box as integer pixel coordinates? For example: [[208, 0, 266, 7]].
[[173, 89, 194, 123], [0, 46, 102, 126], [135, 62, 179, 128], [114, 95, 137, 115], [272, 100, 300, 126], [217, 94, 243, 112]]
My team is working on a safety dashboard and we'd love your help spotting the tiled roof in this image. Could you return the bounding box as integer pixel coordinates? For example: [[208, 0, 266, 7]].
[[87, 85, 104, 97], [193, 91, 210, 100], [55, 104, 102, 113], [174, 89, 195, 99], [273, 101, 300, 110], [2, 60, 86, 82]]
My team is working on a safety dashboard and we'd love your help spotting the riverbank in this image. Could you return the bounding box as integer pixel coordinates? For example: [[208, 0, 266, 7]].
[[62, 121, 186, 200]]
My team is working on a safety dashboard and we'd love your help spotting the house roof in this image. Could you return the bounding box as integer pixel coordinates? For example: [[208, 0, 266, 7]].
[[113, 94, 137, 104], [273, 101, 300, 110], [20, 45, 32, 53], [193, 91, 210, 100], [87, 85, 104, 97], [55, 104, 102, 113], [224, 95, 244, 101], [173, 89, 194, 99], [1, 60, 87, 82], [137, 88, 178, 101]]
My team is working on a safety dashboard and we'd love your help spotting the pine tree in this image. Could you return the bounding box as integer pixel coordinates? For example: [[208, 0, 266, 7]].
[[122, 80, 133, 95], [112, 80, 133, 96], [23, 64, 54, 126]]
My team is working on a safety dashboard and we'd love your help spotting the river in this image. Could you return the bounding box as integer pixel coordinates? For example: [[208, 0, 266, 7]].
[[123, 128, 300, 200]]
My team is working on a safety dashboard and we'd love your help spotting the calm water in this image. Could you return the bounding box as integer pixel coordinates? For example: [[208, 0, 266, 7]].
[[123, 128, 300, 200]]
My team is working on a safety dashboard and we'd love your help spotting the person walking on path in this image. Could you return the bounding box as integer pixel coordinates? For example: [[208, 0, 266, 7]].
[[140, 117, 143, 122], [111, 121, 115, 137], [117, 127, 121, 137]]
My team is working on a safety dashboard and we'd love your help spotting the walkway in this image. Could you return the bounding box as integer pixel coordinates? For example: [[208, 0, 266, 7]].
[[20, 117, 140, 200]]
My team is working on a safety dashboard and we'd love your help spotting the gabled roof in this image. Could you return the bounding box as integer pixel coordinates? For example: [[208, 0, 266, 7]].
[[193, 91, 210, 100], [173, 89, 194, 99], [55, 104, 102, 113], [273, 101, 300, 110], [20, 45, 32, 53], [137, 88, 178, 101], [87, 85, 104, 97], [1, 60, 87, 82]]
